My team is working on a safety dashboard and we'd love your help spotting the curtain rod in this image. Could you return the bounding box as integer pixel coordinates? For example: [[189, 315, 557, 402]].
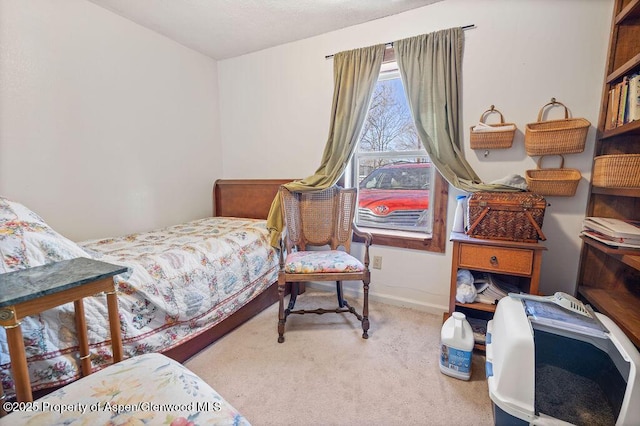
[[324, 24, 476, 59]]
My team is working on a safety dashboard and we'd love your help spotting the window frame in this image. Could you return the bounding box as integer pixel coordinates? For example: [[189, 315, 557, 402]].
[[350, 57, 448, 253]]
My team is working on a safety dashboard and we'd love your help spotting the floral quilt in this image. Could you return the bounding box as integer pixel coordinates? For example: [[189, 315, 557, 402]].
[[0, 352, 251, 425], [0, 196, 278, 398]]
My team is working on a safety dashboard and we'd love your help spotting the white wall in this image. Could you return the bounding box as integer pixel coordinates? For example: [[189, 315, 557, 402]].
[[0, 0, 614, 313], [0, 0, 221, 241], [218, 0, 614, 312]]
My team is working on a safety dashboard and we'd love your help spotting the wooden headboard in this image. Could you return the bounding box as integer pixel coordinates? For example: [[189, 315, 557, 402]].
[[213, 179, 294, 219]]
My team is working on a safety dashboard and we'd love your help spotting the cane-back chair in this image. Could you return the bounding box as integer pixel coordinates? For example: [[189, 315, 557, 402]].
[[277, 185, 372, 343]]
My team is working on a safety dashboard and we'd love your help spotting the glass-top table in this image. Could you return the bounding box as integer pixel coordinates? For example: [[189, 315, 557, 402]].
[[0, 257, 127, 404]]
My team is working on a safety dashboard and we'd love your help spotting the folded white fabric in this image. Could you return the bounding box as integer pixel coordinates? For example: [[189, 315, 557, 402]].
[[490, 174, 528, 190], [472, 122, 516, 132]]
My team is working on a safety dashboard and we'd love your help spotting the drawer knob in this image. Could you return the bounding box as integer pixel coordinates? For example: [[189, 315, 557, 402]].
[[490, 255, 498, 265]]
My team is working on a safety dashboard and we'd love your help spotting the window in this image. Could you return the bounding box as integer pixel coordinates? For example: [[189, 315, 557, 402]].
[[349, 60, 448, 252]]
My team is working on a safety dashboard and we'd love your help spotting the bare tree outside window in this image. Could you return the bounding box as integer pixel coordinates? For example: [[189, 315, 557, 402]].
[[359, 80, 419, 154]]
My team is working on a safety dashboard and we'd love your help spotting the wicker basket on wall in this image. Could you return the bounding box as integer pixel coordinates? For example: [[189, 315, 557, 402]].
[[469, 105, 517, 149], [593, 154, 640, 188], [525, 155, 581, 197], [525, 98, 590, 156]]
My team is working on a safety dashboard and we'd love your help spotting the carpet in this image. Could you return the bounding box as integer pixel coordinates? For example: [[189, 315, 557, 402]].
[[185, 289, 494, 426]]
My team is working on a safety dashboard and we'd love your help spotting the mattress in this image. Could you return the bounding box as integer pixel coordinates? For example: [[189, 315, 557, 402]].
[[0, 207, 278, 398], [0, 352, 251, 425]]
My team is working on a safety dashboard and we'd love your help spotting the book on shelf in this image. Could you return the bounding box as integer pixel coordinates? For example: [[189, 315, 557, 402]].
[[606, 82, 622, 130], [582, 216, 640, 240], [605, 87, 615, 130], [581, 229, 640, 249], [617, 76, 629, 127], [605, 73, 640, 129], [628, 73, 640, 123]]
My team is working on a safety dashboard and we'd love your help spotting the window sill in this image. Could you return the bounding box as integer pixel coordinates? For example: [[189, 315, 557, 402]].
[[354, 226, 446, 252]]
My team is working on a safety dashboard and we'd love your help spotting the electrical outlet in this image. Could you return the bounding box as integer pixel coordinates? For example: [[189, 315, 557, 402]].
[[372, 255, 382, 270]]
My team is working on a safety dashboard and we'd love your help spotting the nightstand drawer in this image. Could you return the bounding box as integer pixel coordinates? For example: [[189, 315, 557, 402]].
[[458, 244, 533, 275]]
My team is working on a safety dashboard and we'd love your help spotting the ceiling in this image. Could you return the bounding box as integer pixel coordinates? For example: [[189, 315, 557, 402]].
[[86, 0, 443, 60]]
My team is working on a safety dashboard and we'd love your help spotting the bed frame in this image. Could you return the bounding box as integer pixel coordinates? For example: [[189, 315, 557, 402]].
[[162, 178, 293, 362], [27, 179, 292, 400]]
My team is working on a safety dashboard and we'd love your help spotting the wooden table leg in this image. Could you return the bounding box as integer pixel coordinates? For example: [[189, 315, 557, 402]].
[[0, 385, 6, 417], [106, 290, 123, 363], [74, 299, 92, 376], [5, 324, 32, 402], [0, 389, 6, 417]]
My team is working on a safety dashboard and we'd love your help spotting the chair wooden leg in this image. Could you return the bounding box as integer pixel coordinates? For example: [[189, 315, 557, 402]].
[[287, 282, 299, 313], [362, 280, 370, 339], [336, 281, 345, 308], [278, 280, 286, 343]]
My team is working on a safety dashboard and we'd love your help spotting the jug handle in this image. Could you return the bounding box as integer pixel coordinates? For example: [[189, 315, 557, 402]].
[[454, 316, 464, 338]]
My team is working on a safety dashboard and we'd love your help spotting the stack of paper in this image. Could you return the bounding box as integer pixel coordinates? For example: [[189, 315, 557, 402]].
[[474, 272, 520, 305], [581, 217, 640, 248]]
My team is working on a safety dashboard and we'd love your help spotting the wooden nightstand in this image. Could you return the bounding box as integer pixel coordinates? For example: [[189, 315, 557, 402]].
[[447, 232, 546, 350], [0, 257, 127, 403]]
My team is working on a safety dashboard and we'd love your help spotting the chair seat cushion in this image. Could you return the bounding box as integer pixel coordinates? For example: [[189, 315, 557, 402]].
[[285, 250, 364, 274]]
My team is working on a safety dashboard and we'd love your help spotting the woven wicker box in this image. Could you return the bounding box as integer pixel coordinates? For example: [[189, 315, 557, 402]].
[[466, 192, 547, 242], [593, 154, 640, 188]]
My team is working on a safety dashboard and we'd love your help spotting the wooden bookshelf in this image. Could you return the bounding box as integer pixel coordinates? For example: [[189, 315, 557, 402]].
[[455, 301, 496, 313], [579, 287, 640, 347], [577, 0, 640, 349]]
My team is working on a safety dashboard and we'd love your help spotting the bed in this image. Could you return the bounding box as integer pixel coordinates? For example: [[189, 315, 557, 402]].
[[0, 353, 251, 425], [0, 179, 291, 399]]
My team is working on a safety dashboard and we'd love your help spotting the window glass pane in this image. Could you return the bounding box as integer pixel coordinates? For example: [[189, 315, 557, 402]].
[[356, 155, 432, 233], [359, 77, 421, 153], [354, 67, 432, 233]]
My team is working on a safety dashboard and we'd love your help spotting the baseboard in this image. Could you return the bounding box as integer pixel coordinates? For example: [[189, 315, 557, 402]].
[[306, 282, 446, 316]]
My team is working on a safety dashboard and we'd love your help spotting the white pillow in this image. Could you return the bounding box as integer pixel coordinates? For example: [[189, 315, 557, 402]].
[[0, 197, 91, 273]]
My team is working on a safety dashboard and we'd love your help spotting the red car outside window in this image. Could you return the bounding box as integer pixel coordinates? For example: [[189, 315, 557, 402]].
[[357, 162, 430, 230]]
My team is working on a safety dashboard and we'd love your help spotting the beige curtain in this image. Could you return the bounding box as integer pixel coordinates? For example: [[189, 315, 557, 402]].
[[395, 27, 522, 192], [266, 44, 386, 247]]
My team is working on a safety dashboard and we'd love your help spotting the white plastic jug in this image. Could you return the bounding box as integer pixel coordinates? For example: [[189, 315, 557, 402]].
[[440, 311, 474, 380], [452, 195, 466, 233]]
